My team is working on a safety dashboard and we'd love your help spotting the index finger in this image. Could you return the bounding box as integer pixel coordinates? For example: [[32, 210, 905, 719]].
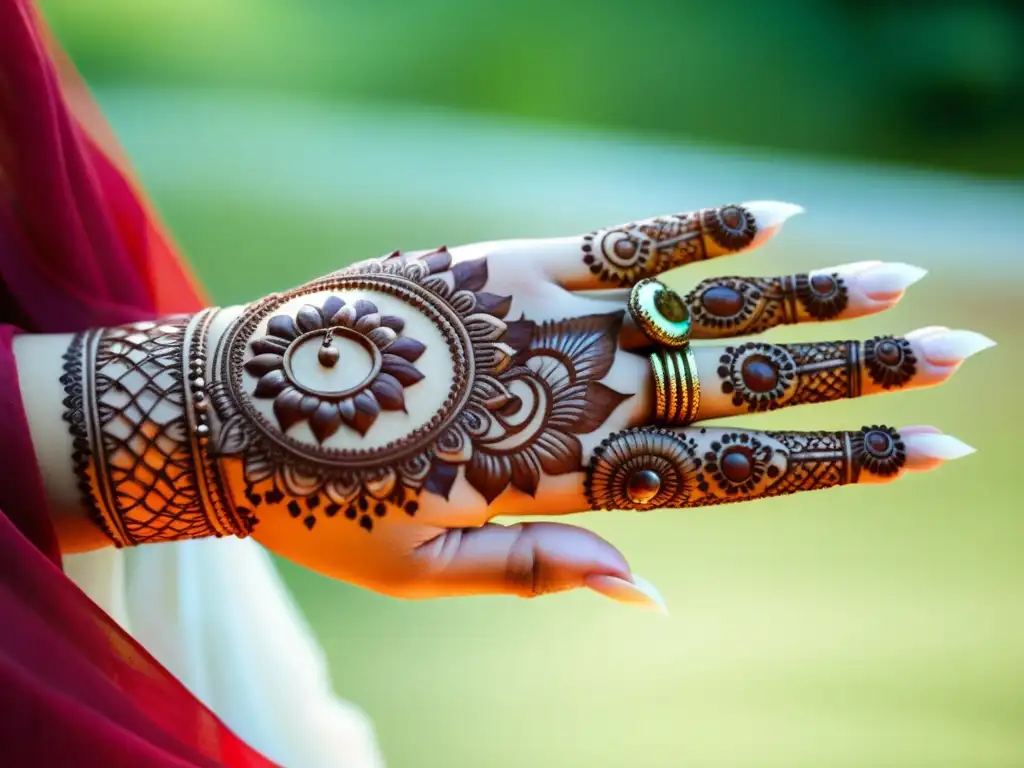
[[542, 200, 804, 290]]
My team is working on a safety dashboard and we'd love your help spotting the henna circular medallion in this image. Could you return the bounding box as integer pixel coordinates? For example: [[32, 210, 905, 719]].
[[215, 255, 515, 472], [701, 204, 756, 251], [796, 272, 848, 320], [718, 342, 798, 411], [628, 278, 691, 348], [854, 425, 906, 477], [689, 277, 772, 334], [864, 336, 916, 389], [585, 428, 698, 511], [581, 228, 651, 286], [282, 327, 383, 399], [698, 432, 778, 496]]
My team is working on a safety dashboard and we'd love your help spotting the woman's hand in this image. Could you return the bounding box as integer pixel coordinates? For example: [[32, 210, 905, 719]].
[[205, 202, 989, 609]]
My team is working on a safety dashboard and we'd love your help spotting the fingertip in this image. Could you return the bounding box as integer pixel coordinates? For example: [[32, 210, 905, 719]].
[[742, 200, 805, 245], [585, 573, 669, 616], [904, 432, 976, 462]]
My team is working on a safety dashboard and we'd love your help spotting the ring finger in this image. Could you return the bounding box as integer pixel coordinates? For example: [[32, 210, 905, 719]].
[[610, 326, 995, 425]]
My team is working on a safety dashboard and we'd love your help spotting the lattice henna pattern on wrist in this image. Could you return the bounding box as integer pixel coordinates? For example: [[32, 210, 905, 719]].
[[211, 248, 633, 531], [60, 315, 247, 547], [585, 425, 906, 511]]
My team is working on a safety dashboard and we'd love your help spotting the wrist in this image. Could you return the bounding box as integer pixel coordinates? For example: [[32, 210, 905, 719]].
[[55, 307, 254, 548]]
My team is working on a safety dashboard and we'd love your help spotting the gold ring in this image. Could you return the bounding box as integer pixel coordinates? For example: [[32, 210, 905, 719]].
[[628, 278, 691, 348], [650, 347, 701, 425]]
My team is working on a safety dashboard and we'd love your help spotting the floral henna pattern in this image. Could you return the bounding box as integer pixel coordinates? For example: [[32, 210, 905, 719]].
[[212, 249, 632, 531], [585, 426, 906, 510], [459, 312, 632, 503], [582, 204, 757, 286], [687, 271, 848, 338], [245, 295, 425, 441], [864, 336, 916, 389]]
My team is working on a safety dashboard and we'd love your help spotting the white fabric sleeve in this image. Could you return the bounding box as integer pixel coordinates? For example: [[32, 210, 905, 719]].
[[64, 538, 384, 768]]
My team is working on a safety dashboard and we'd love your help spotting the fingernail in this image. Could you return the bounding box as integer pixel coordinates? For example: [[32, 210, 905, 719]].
[[585, 573, 669, 615], [904, 433, 976, 461], [898, 425, 944, 437], [835, 260, 885, 275], [742, 201, 805, 244], [920, 329, 997, 365], [906, 325, 950, 341], [857, 263, 928, 299]]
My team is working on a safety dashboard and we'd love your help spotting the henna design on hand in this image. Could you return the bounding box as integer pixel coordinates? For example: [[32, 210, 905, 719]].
[[211, 250, 632, 531], [717, 340, 864, 411], [245, 294, 424, 441], [61, 316, 245, 546], [687, 272, 848, 338], [585, 425, 906, 511], [582, 205, 757, 286], [460, 312, 632, 503], [864, 335, 916, 389]]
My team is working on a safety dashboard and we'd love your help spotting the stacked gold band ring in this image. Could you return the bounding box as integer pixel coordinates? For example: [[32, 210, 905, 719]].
[[649, 347, 701, 425], [628, 277, 702, 426]]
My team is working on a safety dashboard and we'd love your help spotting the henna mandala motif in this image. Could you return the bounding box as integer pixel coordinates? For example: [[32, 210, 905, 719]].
[[849, 425, 906, 477], [717, 340, 863, 411], [245, 295, 425, 441], [212, 249, 632, 530], [687, 272, 848, 337], [864, 336, 916, 389], [582, 204, 757, 286], [699, 432, 780, 496], [584, 425, 907, 511], [795, 272, 848, 320], [585, 428, 700, 511]]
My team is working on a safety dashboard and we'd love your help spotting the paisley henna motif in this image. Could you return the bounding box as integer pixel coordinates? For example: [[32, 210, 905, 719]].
[[585, 426, 906, 510]]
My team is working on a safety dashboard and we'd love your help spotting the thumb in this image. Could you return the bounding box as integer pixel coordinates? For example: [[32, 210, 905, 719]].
[[407, 522, 668, 614]]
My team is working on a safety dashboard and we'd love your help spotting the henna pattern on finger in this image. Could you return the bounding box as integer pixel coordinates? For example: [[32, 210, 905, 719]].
[[585, 425, 906, 510], [864, 336, 916, 389], [582, 204, 757, 286], [212, 249, 633, 531], [715, 334, 918, 413], [687, 271, 848, 338], [717, 340, 864, 411]]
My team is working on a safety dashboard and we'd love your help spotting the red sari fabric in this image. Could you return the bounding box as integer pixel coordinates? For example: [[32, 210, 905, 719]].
[[0, 1, 275, 764]]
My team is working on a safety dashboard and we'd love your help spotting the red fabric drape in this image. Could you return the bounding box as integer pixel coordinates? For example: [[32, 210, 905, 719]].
[[0, 1, 276, 764]]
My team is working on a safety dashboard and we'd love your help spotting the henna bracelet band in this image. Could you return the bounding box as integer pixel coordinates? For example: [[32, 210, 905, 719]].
[[60, 312, 249, 547]]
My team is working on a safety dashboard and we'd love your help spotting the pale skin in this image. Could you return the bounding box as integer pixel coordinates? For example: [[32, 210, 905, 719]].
[[14, 201, 994, 613]]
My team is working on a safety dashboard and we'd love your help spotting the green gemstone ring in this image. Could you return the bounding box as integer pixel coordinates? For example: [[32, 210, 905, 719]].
[[628, 278, 691, 348]]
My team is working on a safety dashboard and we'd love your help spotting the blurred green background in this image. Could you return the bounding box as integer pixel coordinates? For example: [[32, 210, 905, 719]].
[[42, 1, 1024, 766]]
